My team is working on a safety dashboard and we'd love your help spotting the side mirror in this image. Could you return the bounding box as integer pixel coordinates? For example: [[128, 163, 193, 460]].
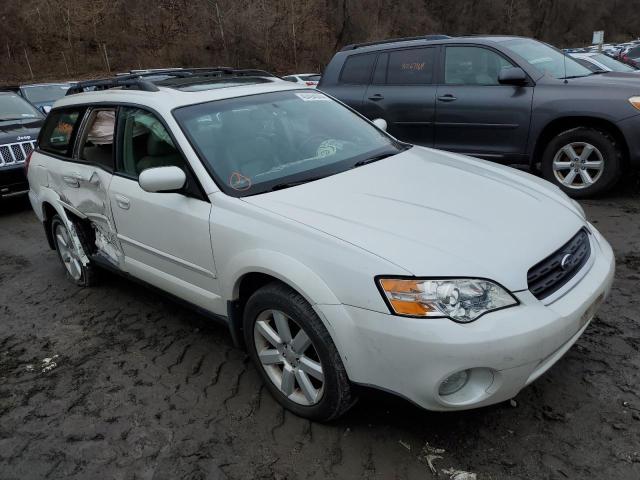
[[372, 118, 388, 131], [42, 105, 52, 114], [498, 67, 528, 86], [138, 166, 186, 193]]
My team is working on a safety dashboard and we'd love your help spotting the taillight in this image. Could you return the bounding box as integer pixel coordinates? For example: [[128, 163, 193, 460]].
[[305, 81, 317, 86], [24, 150, 34, 173]]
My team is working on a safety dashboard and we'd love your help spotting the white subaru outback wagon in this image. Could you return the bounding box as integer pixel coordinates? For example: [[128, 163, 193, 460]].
[[27, 68, 615, 421]]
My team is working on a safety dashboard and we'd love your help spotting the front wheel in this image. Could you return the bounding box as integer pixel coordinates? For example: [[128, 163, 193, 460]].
[[541, 127, 622, 198], [243, 282, 355, 421]]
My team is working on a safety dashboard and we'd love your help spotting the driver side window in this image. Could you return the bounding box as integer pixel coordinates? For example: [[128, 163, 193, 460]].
[[445, 46, 514, 86], [117, 107, 187, 178]]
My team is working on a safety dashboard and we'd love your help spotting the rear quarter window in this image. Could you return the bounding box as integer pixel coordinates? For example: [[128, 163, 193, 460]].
[[38, 108, 84, 158], [339, 53, 376, 84]]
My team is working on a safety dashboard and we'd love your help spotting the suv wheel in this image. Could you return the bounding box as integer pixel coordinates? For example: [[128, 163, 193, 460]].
[[243, 282, 355, 421], [541, 127, 622, 198], [51, 215, 96, 287]]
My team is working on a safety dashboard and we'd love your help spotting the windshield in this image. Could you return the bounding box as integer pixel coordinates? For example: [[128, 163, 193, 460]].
[[501, 39, 593, 79], [174, 90, 403, 196], [591, 53, 636, 72], [0, 93, 43, 120], [21, 84, 71, 104]]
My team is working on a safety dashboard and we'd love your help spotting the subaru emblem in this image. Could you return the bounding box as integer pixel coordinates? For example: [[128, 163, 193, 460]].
[[560, 253, 574, 270]]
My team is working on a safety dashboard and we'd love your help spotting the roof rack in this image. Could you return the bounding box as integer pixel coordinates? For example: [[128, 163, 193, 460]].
[[340, 34, 451, 51], [66, 67, 277, 95]]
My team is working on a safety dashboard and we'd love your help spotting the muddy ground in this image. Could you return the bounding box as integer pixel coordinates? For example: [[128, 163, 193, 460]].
[[1, 175, 639, 480]]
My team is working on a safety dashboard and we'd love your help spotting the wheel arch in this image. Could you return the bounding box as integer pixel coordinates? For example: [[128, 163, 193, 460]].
[[532, 116, 629, 168]]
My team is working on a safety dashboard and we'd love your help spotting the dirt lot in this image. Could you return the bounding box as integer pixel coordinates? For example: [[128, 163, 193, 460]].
[[1, 176, 639, 480]]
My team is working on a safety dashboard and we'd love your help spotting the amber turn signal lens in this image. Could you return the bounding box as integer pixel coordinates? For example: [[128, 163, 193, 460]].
[[629, 97, 640, 111], [379, 278, 434, 316], [388, 299, 432, 316]]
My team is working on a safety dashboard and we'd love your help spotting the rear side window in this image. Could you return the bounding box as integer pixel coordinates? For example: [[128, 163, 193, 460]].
[[38, 108, 83, 157], [387, 48, 436, 84], [78, 108, 116, 170], [340, 53, 376, 84]]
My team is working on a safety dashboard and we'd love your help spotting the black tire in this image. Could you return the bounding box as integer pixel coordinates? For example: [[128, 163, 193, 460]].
[[243, 282, 355, 421], [541, 127, 623, 199], [51, 214, 96, 287]]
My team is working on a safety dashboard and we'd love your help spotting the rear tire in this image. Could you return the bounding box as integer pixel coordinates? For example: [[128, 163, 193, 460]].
[[541, 127, 622, 198], [51, 215, 96, 287], [243, 282, 355, 421]]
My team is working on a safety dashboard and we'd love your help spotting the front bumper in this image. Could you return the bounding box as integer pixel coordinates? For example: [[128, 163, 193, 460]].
[[617, 114, 640, 169], [0, 165, 29, 198], [316, 227, 615, 411]]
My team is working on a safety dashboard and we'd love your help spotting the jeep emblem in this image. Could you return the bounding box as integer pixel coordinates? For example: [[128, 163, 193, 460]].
[[16, 135, 31, 141]]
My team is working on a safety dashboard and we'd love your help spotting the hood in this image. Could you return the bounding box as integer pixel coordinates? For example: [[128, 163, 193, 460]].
[[567, 72, 640, 88], [0, 118, 42, 145], [243, 147, 586, 291]]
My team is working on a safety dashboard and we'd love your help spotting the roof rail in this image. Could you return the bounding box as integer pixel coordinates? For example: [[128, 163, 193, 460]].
[[66, 67, 277, 95], [340, 34, 451, 51]]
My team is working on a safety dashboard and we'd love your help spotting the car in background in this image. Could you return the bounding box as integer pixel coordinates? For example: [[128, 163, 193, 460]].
[[282, 73, 321, 87], [319, 35, 640, 198], [2, 83, 75, 114], [619, 45, 640, 68], [569, 52, 639, 74], [0, 91, 44, 198]]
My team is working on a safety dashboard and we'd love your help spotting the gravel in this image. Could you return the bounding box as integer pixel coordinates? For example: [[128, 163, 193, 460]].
[[1, 175, 639, 479]]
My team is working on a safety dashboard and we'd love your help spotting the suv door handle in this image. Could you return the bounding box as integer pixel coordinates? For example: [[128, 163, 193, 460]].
[[368, 93, 384, 101], [437, 94, 457, 102], [62, 174, 80, 188], [115, 195, 130, 210]]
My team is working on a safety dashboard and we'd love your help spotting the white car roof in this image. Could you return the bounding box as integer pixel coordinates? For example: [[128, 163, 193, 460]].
[[52, 79, 307, 113]]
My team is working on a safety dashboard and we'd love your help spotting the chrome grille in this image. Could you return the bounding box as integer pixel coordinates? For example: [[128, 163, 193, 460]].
[[527, 228, 591, 300], [0, 140, 37, 166]]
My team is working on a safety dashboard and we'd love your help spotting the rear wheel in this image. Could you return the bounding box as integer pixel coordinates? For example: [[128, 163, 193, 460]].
[[51, 215, 96, 287], [243, 282, 355, 421], [541, 127, 622, 198]]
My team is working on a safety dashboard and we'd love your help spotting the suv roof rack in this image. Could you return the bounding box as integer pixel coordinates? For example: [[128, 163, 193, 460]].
[[66, 67, 277, 95], [340, 34, 451, 51]]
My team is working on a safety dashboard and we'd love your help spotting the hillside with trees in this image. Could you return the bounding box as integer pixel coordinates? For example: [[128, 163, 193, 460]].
[[0, 0, 638, 82]]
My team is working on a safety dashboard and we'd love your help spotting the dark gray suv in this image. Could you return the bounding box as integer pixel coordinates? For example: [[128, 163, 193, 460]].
[[319, 36, 640, 197]]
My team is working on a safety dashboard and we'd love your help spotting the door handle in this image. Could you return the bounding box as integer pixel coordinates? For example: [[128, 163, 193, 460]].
[[62, 174, 80, 188], [115, 195, 130, 210], [368, 93, 384, 101], [437, 94, 457, 102]]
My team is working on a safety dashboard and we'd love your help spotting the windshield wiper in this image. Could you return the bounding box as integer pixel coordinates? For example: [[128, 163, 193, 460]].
[[270, 176, 326, 191], [353, 152, 397, 168]]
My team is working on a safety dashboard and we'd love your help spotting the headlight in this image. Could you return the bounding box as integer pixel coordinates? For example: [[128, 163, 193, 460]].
[[570, 199, 586, 219], [629, 96, 640, 111], [377, 277, 518, 323]]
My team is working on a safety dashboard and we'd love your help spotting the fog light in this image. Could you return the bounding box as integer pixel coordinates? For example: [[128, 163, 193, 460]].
[[439, 370, 470, 396]]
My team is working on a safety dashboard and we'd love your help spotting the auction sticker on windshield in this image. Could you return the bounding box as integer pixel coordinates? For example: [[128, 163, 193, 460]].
[[295, 92, 329, 102]]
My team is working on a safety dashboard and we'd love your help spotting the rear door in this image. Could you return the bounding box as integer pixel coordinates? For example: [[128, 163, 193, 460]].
[[361, 46, 438, 146], [108, 106, 221, 312], [434, 45, 534, 162]]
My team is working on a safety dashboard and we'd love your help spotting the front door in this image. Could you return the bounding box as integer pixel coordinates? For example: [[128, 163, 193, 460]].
[[361, 46, 438, 146], [108, 107, 221, 312], [434, 45, 534, 162]]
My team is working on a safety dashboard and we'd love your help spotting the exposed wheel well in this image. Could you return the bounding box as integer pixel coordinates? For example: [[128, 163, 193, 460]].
[[227, 272, 294, 349], [42, 202, 57, 250], [533, 117, 629, 168]]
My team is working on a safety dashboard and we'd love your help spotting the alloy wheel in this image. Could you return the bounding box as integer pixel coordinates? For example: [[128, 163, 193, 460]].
[[54, 223, 82, 281], [253, 309, 324, 406], [552, 142, 604, 189]]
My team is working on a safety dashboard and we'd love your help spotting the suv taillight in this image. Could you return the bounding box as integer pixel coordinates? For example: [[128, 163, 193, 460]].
[[24, 150, 34, 173]]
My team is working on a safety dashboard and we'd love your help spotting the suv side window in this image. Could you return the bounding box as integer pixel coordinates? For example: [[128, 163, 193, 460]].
[[77, 108, 116, 170], [386, 47, 436, 84], [445, 46, 515, 86], [117, 107, 187, 177], [339, 53, 376, 84], [38, 108, 84, 157]]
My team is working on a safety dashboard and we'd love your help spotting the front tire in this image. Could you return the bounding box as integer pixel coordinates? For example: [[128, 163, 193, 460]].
[[51, 215, 96, 287], [541, 127, 622, 198], [243, 282, 355, 421]]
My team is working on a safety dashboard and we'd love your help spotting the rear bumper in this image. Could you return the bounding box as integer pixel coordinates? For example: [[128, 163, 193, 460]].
[[0, 165, 28, 198], [316, 226, 615, 411]]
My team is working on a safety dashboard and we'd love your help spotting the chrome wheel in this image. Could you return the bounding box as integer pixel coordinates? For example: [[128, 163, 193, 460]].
[[552, 142, 604, 190], [253, 309, 324, 406], [54, 223, 82, 281]]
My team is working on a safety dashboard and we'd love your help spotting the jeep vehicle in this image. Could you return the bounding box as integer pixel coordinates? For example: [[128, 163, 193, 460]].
[[0, 91, 44, 198], [319, 35, 640, 197], [28, 69, 613, 420], [1, 83, 75, 114]]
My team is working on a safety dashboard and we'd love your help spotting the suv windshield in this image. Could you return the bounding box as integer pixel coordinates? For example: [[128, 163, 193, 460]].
[[501, 38, 593, 79], [0, 93, 43, 121], [21, 84, 71, 104], [174, 90, 404, 196]]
